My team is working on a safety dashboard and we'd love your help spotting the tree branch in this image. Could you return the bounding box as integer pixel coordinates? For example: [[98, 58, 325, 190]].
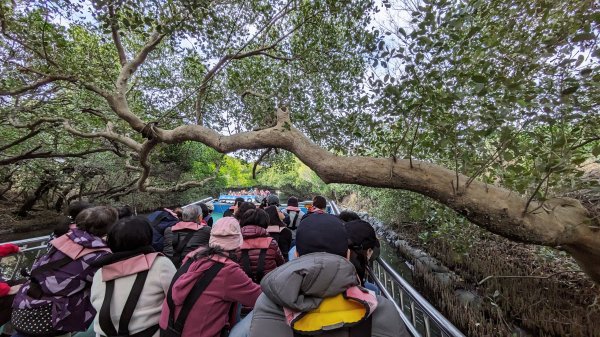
[[62, 121, 143, 152], [108, 4, 128, 67], [116, 31, 165, 93], [0, 129, 41, 153], [0, 148, 113, 165]]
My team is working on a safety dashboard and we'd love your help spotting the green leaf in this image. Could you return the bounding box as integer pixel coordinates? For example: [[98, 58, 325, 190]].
[[572, 32, 595, 42], [561, 85, 579, 96], [472, 74, 486, 83], [593, 145, 600, 157]]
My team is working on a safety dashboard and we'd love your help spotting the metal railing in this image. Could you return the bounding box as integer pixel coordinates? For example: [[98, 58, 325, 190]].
[[1, 197, 214, 281], [0, 235, 51, 280], [329, 201, 465, 337]]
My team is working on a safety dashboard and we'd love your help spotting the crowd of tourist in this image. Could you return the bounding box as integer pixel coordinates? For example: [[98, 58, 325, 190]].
[[0, 195, 409, 337]]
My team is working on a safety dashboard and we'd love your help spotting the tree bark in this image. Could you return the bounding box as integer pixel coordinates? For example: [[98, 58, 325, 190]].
[[17, 178, 56, 217]]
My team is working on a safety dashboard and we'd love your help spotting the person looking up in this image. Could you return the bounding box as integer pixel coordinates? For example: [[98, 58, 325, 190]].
[[163, 204, 211, 268], [247, 213, 410, 337], [264, 206, 292, 261], [159, 217, 261, 337], [91, 216, 176, 337], [11, 206, 116, 337]]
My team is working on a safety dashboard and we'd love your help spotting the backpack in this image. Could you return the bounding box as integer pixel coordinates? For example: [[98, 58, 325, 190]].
[[98, 270, 158, 337], [239, 237, 273, 284], [161, 260, 225, 337], [287, 211, 301, 231], [170, 230, 197, 268], [147, 210, 180, 252]]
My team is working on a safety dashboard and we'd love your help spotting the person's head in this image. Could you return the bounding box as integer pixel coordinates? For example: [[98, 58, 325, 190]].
[[235, 201, 256, 220], [234, 197, 245, 208], [345, 219, 378, 281], [296, 213, 348, 257], [205, 202, 214, 214], [264, 205, 285, 227], [53, 216, 72, 237], [338, 210, 360, 222], [107, 216, 153, 253], [117, 205, 133, 219], [182, 205, 202, 223], [239, 208, 270, 228], [66, 201, 92, 220], [266, 194, 280, 206], [198, 203, 209, 219], [75, 206, 118, 237], [312, 195, 327, 210], [287, 196, 299, 208], [209, 217, 243, 251], [174, 207, 184, 219]]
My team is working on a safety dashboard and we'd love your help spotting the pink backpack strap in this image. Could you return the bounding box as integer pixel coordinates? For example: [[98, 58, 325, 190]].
[[52, 235, 110, 260]]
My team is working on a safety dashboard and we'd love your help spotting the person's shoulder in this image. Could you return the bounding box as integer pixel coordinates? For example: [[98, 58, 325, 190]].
[[372, 295, 410, 337]]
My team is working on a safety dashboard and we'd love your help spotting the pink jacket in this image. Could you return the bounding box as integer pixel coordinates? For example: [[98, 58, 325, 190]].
[[159, 255, 261, 337]]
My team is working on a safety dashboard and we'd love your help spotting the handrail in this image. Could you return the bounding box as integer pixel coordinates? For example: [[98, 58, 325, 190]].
[[329, 201, 465, 337], [1, 197, 214, 281]]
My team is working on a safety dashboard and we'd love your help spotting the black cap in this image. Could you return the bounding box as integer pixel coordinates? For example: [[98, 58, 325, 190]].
[[345, 220, 378, 250], [296, 213, 348, 257]]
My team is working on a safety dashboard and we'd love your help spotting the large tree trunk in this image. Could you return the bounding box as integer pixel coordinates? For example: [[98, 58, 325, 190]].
[[17, 179, 56, 217]]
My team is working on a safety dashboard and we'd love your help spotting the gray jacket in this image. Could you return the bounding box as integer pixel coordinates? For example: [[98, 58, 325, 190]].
[[248, 253, 410, 337]]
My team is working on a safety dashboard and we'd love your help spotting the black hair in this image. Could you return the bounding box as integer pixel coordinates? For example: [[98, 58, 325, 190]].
[[239, 208, 269, 228], [313, 195, 327, 210], [107, 216, 153, 253], [338, 210, 361, 222], [53, 216, 72, 237], [198, 203, 209, 219], [234, 197, 245, 207], [75, 206, 118, 237], [66, 201, 92, 219], [264, 205, 285, 227], [349, 250, 369, 283], [117, 205, 133, 219], [235, 201, 256, 221]]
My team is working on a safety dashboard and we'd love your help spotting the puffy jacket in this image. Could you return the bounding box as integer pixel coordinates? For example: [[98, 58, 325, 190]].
[[158, 255, 261, 337], [237, 225, 285, 283], [91, 252, 176, 337], [12, 229, 111, 332], [163, 222, 211, 267], [248, 253, 410, 337]]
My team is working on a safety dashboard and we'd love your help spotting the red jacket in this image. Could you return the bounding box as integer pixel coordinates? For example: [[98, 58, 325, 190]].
[[159, 255, 261, 337], [237, 225, 285, 283], [0, 244, 19, 296]]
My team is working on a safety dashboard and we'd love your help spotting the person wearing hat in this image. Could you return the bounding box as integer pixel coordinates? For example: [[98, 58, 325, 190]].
[[159, 217, 261, 337], [345, 219, 381, 293], [246, 214, 410, 337]]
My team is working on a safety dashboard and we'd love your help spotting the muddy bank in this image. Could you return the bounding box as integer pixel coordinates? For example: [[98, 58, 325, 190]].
[[354, 210, 600, 337]]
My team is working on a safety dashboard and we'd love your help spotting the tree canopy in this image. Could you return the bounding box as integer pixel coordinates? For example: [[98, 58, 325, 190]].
[[0, 0, 599, 281]]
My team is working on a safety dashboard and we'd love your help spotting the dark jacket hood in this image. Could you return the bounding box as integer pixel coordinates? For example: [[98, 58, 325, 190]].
[[260, 252, 358, 312]]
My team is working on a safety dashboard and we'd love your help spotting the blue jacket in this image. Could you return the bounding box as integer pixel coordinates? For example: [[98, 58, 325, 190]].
[[147, 210, 180, 252]]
